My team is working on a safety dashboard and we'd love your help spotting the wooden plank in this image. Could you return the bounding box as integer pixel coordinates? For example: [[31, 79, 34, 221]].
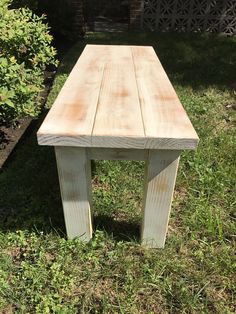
[[92, 53, 145, 147], [55, 147, 92, 241], [38, 44, 199, 150], [37, 45, 105, 146], [38, 45, 147, 148], [141, 150, 180, 248], [88, 148, 148, 161], [131, 46, 199, 150]]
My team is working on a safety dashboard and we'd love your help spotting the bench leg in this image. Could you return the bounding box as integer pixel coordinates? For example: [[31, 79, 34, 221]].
[[141, 150, 180, 248], [55, 147, 92, 241]]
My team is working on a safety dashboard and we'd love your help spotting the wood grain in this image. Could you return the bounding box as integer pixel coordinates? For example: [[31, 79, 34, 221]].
[[131, 46, 199, 149], [88, 148, 148, 161], [37, 44, 199, 150], [55, 147, 92, 241], [38, 45, 105, 146], [92, 61, 145, 147], [141, 150, 180, 248]]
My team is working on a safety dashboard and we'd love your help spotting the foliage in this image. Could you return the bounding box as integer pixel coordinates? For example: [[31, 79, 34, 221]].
[[0, 0, 57, 124], [0, 1, 57, 71], [0, 33, 236, 312], [0, 57, 42, 123]]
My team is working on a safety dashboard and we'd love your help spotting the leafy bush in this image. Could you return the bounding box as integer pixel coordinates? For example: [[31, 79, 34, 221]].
[[0, 0, 57, 125], [0, 57, 42, 123]]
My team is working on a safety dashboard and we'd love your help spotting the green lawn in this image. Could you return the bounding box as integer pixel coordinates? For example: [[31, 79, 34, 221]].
[[0, 32, 235, 313]]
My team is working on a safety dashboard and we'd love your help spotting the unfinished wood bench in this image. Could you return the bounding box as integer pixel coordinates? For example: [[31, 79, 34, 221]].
[[37, 44, 199, 248]]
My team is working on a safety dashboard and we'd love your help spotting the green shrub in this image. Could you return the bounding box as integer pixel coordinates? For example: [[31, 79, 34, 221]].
[[0, 0, 57, 125], [0, 57, 42, 124], [0, 1, 57, 71]]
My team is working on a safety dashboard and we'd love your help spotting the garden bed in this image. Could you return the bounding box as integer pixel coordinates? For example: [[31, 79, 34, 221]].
[[0, 117, 32, 169]]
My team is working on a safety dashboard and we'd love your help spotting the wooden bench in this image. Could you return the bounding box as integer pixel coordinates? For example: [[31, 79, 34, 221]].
[[37, 45, 199, 248]]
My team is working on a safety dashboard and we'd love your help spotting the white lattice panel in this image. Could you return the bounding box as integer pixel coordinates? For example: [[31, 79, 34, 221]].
[[143, 0, 236, 35]]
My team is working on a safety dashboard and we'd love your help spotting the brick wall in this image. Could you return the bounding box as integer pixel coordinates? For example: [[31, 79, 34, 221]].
[[70, 0, 85, 38], [129, 0, 143, 30], [70, 0, 235, 36], [71, 0, 144, 33]]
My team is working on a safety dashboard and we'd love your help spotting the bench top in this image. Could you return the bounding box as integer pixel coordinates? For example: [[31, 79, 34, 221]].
[[37, 44, 199, 150]]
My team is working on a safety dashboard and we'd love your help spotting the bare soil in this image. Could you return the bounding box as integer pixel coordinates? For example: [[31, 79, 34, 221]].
[[0, 118, 33, 169]]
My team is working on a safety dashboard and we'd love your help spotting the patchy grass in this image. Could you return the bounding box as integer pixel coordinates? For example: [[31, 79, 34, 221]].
[[0, 32, 236, 313]]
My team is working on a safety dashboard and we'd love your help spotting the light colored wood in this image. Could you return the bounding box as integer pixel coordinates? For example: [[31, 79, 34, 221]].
[[131, 46, 199, 149], [141, 150, 180, 248], [37, 45, 105, 146], [92, 60, 145, 147], [88, 148, 148, 161], [55, 147, 92, 241], [37, 44, 199, 247], [37, 44, 199, 150]]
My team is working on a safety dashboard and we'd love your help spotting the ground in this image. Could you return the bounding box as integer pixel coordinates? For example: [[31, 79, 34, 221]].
[[0, 32, 235, 313]]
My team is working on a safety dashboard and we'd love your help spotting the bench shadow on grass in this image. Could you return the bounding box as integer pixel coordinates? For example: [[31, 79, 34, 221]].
[[0, 32, 235, 241], [0, 116, 140, 242]]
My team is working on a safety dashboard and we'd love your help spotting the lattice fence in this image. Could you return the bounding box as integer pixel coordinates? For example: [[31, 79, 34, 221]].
[[142, 0, 236, 35]]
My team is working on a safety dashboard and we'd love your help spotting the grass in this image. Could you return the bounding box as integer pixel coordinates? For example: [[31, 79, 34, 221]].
[[0, 32, 236, 313]]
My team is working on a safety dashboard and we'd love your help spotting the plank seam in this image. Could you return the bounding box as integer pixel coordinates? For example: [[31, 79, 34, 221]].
[[130, 46, 147, 140], [91, 64, 106, 140]]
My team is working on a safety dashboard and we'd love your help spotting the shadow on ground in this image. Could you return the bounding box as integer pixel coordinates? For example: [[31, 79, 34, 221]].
[[58, 32, 236, 91], [0, 116, 140, 241]]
